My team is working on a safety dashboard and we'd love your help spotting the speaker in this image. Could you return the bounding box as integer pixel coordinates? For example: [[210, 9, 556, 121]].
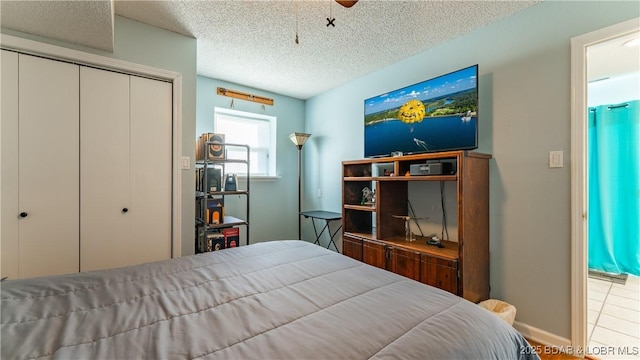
[[409, 159, 457, 176], [206, 133, 225, 160], [206, 167, 222, 192], [410, 163, 443, 175], [224, 173, 238, 191]]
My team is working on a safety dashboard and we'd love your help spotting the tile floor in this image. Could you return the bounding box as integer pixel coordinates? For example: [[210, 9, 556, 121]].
[[588, 274, 640, 359]]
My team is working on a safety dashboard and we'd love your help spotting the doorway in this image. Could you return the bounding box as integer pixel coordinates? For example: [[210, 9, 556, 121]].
[[571, 18, 640, 356]]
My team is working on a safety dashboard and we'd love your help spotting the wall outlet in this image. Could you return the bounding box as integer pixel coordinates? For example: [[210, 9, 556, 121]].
[[549, 151, 563, 168], [181, 156, 190, 170], [317, 188, 322, 198]]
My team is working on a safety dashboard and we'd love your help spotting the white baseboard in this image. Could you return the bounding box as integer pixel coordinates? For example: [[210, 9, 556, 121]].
[[514, 320, 572, 348]]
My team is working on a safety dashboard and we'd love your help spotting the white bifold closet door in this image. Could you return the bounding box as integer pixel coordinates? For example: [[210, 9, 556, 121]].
[[0, 50, 19, 279], [1, 52, 80, 279], [128, 75, 172, 266], [1, 52, 172, 279], [80, 67, 171, 272], [80, 67, 131, 271]]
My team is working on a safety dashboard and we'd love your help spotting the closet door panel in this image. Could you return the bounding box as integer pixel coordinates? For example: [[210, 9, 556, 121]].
[[80, 67, 131, 272], [129, 76, 172, 264], [1, 50, 20, 279], [18, 54, 79, 278]]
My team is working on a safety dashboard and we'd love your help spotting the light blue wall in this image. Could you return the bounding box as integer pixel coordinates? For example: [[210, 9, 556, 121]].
[[305, 1, 639, 339], [196, 76, 306, 244]]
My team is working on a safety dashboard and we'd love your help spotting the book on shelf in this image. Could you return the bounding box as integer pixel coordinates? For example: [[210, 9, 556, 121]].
[[195, 166, 222, 193], [206, 201, 224, 225], [206, 232, 225, 252], [196, 132, 225, 161], [223, 227, 240, 248]]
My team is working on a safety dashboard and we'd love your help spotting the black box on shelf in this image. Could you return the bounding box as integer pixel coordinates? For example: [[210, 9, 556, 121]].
[[206, 201, 224, 225], [195, 197, 224, 221], [206, 167, 222, 192], [223, 227, 240, 248], [206, 232, 225, 251], [196, 167, 222, 193]]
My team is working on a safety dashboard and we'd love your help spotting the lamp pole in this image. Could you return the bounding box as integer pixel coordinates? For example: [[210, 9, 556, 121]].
[[289, 132, 311, 240], [296, 144, 303, 240]]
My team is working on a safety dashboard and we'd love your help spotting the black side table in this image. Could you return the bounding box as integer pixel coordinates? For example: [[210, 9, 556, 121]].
[[300, 210, 342, 253]]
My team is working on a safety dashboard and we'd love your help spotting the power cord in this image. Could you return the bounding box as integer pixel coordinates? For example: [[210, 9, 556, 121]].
[[440, 181, 449, 241], [407, 200, 425, 237]]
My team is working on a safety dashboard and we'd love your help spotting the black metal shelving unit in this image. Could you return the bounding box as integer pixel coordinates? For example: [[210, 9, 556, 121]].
[[195, 142, 250, 253]]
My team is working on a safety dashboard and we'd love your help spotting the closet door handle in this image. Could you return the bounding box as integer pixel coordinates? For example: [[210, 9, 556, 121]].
[[19, 212, 28, 218], [122, 208, 129, 213]]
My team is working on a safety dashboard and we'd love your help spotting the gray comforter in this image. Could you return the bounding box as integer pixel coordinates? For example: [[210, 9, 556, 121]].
[[1, 240, 538, 359]]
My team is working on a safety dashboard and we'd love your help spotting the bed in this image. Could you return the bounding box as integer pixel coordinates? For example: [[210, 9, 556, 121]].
[[1, 240, 538, 359]]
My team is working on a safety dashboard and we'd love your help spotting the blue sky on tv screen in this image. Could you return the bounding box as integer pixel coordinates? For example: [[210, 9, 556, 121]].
[[364, 65, 477, 115]]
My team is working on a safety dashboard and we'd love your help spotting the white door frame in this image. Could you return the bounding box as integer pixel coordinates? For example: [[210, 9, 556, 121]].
[[570, 17, 639, 353], [0, 34, 183, 258]]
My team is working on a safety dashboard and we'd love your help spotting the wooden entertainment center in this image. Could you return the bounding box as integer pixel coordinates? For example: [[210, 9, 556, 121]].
[[341, 150, 491, 303]]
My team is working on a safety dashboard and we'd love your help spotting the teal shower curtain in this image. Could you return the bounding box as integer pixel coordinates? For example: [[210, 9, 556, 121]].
[[588, 99, 640, 276]]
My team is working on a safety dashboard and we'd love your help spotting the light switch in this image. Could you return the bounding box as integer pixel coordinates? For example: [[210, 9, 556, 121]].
[[549, 151, 563, 168], [181, 156, 190, 170]]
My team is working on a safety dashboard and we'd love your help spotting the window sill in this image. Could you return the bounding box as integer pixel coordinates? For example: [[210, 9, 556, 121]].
[[237, 175, 280, 182]]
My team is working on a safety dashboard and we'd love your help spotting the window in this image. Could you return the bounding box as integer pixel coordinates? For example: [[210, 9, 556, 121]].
[[214, 107, 276, 177]]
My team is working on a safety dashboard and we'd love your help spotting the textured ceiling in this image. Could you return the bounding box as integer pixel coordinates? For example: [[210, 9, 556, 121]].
[[1, 0, 542, 99], [115, 0, 540, 99], [0, 0, 115, 52]]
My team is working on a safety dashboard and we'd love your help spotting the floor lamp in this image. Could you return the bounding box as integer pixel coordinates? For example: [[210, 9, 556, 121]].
[[289, 132, 311, 240]]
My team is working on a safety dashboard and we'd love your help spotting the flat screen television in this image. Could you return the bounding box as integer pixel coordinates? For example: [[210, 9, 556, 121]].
[[364, 64, 478, 158]]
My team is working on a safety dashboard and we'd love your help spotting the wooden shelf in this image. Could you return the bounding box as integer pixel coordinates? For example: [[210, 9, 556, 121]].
[[207, 215, 248, 229], [342, 150, 490, 165], [344, 176, 374, 181], [196, 159, 248, 165], [345, 232, 457, 259], [343, 204, 375, 211], [217, 87, 274, 106], [341, 150, 491, 303], [344, 175, 457, 182], [382, 236, 459, 260], [197, 190, 248, 197]]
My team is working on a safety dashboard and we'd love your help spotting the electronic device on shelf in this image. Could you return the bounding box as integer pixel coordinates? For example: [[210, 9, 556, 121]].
[[224, 173, 238, 191], [427, 236, 445, 248], [409, 159, 457, 176], [364, 64, 479, 158]]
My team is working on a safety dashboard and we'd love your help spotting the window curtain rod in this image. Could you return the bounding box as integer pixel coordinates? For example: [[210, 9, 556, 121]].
[[217, 87, 274, 106]]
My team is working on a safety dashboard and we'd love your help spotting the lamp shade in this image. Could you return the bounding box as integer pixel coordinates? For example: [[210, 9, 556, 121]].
[[289, 132, 311, 147]]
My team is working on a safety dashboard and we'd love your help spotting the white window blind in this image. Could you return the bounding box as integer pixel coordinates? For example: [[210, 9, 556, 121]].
[[214, 107, 276, 177]]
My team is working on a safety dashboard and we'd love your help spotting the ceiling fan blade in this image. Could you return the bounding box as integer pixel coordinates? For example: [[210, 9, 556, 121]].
[[335, 0, 358, 8]]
